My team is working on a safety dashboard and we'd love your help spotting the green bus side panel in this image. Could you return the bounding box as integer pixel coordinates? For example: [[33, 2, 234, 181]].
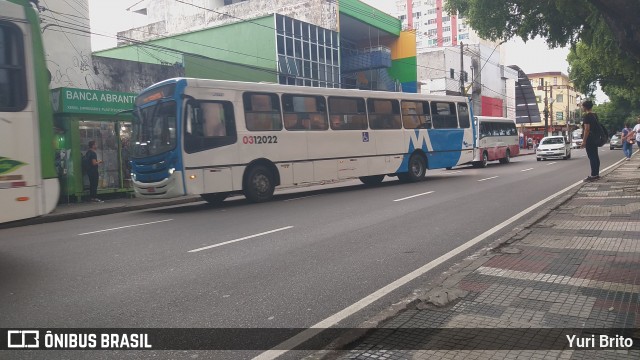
[[184, 55, 277, 82], [388, 56, 417, 84], [339, 0, 401, 36], [24, 3, 57, 180], [94, 16, 277, 70]]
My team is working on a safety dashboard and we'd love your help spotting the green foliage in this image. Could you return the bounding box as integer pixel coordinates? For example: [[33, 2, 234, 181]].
[[445, 0, 590, 48], [593, 99, 640, 133], [446, 0, 640, 122]]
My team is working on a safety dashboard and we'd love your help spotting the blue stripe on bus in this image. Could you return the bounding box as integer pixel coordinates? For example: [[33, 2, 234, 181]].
[[396, 129, 464, 173]]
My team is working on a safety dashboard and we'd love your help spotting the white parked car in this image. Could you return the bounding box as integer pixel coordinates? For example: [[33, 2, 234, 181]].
[[537, 136, 571, 161]]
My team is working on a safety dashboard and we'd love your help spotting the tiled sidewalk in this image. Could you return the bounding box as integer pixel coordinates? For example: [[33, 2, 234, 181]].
[[332, 156, 640, 359]]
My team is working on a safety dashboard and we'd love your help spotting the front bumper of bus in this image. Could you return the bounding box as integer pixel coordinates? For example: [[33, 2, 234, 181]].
[[132, 171, 185, 198]]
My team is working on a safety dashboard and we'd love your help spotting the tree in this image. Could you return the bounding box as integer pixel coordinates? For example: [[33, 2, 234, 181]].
[[445, 0, 640, 61], [446, 0, 640, 115]]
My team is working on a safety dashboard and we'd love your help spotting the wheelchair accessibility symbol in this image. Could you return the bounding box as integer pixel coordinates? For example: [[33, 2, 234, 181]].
[[362, 132, 369, 142]]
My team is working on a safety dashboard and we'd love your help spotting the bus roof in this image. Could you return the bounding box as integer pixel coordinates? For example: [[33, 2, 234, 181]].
[[474, 116, 516, 123], [137, 77, 471, 103]]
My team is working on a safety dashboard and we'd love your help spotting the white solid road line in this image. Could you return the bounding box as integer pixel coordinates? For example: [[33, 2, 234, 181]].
[[393, 191, 434, 202], [445, 170, 462, 174], [521, 168, 534, 172], [78, 219, 173, 236], [477, 176, 498, 182], [188, 226, 294, 253], [253, 159, 624, 360], [547, 162, 558, 165]]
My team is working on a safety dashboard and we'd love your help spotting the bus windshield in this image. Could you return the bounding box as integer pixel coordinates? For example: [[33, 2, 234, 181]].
[[132, 101, 177, 158]]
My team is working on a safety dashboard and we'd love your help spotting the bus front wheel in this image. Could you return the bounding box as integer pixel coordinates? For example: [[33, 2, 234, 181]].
[[244, 165, 275, 203], [200, 193, 228, 205]]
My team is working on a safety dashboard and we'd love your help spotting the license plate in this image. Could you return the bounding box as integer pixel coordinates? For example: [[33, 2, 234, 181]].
[[147, 187, 155, 193]]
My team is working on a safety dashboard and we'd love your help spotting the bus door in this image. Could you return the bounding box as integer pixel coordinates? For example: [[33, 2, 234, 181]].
[[183, 97, 239, 194], [368, 98, 404, 174], [313, 96, 374, 180]]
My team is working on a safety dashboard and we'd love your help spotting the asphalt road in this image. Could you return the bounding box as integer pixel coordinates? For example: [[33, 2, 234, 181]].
[[0, 147, 624, 358]]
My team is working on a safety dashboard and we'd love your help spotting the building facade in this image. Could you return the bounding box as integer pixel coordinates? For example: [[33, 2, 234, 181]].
[[392, 0, 515, 117], [99, 0, 418, 93], [393, 0, 481, 51], [525, 72, 583, 140]]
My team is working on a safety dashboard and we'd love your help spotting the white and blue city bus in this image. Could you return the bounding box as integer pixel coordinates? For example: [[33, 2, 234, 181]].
[[130, 78, 476, 204]]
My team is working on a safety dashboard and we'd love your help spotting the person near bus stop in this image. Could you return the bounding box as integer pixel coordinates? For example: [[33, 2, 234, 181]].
[[86, 140, 103, 203], [621, 122, 633, 161], [580, 100, 600, 182]]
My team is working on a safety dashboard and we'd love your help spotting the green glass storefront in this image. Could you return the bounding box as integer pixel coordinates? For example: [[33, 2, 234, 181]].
[[51, 87, 136, 202]]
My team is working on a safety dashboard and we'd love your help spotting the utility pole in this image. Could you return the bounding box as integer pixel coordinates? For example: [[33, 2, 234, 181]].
[[543, 81, 549, 137], [550, 85, 554, 135], [460, 42, 464, 95]]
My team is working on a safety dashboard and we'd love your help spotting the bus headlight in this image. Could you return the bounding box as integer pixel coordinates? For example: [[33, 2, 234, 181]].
[[131, 173, 136, 181], [168, 167, 175, 175]]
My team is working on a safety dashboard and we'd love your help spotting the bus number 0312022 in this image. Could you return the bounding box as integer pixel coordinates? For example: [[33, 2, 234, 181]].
[[242, 135, 278, 144]]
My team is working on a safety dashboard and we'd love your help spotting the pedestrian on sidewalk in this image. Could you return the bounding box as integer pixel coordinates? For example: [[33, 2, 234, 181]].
[[580, 100, 600, 182], [633, 117, 640, 149], [85, 140, 103, 203], [622, 123, 634, 160]]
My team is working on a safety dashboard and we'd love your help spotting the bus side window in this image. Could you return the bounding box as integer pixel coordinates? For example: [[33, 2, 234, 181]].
[[244, 92, 283, 131], [479, 122, 487, 139], [184, 101, 237, 153], [457, 103, 470, 128], [431, 102, 458, 129], [401, 101, 431, 129], [282, 94, 328, 131], [368, 99, 401, 130], [0, 22, 27, 111], [328, 97, 367, 130]]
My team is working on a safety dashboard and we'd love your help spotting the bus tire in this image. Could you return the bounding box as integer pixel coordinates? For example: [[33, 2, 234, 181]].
[[244, 165, 275, 203], [400, 153, 426, 182], [200, 193, 228, 205], [479, 151, 489, 168], [499, 149, 511, 164], [359, 175, 385, 185]]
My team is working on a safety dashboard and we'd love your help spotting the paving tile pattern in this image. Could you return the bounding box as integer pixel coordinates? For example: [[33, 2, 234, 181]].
[[337, 158, 640, 360]]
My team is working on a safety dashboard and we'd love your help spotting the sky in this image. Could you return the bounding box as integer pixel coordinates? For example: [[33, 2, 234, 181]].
[[86, 0, 605, 102]]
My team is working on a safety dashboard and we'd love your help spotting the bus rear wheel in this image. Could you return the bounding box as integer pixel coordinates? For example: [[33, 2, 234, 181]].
[[399, 153, 426, 182], [200, 193, 228, 205], [499, 149, 511, 164], [244, 165, 275, 203], [359, 175, 385, 185]]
